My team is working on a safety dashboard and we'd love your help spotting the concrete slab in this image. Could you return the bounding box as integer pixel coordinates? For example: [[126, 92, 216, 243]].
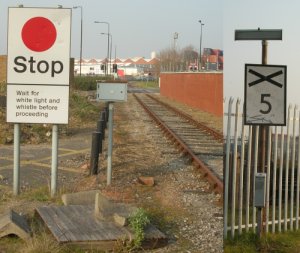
[[0, 210, 31, 240], [62, 190, 100, 206], [94, 192, 137, 225]]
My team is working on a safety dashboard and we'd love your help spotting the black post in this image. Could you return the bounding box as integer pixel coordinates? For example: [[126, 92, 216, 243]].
[[105, 103, 109, 122], [90, 132, 100, 175], [101, 110, 107, 129], [96, 120, 103, 153]]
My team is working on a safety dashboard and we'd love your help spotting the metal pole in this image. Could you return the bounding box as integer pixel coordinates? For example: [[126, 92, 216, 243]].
[[107, 103, 114, 185], [258, 39, 268, 235], [257, 207, 263, 237], [73, 6, 83, 76], [79, 7, 83, 76], [13, 123, 20, 196], [51, 124, 58, 197], [94, 21, 110, 76], [198, 20, 204, 71], [109, 34, 112, 74]]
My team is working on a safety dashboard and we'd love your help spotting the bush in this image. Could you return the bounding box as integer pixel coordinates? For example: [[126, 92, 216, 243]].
[[73, 76, 114, 91]]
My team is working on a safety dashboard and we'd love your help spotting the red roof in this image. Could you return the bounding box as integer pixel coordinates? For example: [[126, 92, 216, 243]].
[[88, 59, 98, 63]]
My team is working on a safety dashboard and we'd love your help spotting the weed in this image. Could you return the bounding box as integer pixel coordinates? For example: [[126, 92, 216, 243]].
[[128, 208, 151, 249]]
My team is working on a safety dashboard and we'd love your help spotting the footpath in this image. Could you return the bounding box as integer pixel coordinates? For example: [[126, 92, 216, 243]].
[[0, 128, 92, 191]]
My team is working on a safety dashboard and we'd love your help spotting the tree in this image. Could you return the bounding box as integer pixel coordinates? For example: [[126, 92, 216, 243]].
[[158, 45, 198, 72]]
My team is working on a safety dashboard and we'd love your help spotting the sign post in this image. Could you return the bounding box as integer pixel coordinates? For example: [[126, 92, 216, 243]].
[[96, 82, 127, 185], [6, 7, 71, 196], [235, 28, 284, 238]]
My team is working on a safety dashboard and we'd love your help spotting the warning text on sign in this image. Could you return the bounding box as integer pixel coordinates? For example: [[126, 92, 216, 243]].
[[7, 85, 69, 124]]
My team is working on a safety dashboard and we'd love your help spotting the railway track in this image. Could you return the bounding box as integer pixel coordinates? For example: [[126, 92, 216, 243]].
[[133, 93, 223, 195]]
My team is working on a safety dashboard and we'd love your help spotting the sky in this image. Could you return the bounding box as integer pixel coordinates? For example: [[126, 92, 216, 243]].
[[224, 0, 300, 106], [0, 0, 222, 60]]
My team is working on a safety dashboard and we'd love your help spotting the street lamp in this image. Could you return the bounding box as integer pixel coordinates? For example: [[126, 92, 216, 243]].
[[198, 20, 204, 71], [94, 21, 110, 75], [101, 33, 112, 74], [73, 6, 83, 76]]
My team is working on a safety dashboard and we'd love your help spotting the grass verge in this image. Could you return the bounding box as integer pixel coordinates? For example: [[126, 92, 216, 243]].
[[225, 230, 300, 253]]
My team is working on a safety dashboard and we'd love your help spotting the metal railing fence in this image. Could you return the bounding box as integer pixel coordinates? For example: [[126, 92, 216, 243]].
[[224, 98, 300, 239]]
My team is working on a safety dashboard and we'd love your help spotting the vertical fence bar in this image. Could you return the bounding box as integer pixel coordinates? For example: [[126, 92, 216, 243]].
[[245, 126, 253, 232], [252, 126, 259, 232], [224, 97, 234, 239], [284, 105, 291, 231], [278, 126, 284, 232], [238, 117, 246, 235], [296, 111, 300, 230], [272, 126, 278, 233], [265, 126, 272, 233], [290, 105, 298, 230], [231, 99, 240, 238]]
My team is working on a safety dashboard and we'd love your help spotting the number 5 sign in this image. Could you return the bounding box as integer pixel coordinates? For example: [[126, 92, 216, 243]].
[[244, 64, 287, 125]]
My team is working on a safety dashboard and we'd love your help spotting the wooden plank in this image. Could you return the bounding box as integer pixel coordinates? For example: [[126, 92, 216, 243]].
[[53, 206, 90, 241], [36, 207, 69, 242]]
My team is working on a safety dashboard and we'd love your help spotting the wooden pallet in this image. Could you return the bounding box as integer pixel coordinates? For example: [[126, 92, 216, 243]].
[[36, 205, 167, 250]]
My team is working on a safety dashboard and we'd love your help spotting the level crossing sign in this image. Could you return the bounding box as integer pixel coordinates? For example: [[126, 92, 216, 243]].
[[244, 64, 287, 125]]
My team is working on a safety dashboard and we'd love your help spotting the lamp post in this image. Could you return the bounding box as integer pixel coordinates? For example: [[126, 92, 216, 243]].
[[94, 21, 110, 76], [101, 33, 112, 74], [73, 6, 83, 76], [198, 20, 204, 71]]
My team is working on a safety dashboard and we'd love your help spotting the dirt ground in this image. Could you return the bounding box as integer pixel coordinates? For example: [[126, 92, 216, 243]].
[[0, 93, 223, 253]]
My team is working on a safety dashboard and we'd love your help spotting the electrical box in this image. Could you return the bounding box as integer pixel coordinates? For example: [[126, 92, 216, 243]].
[[254, 173, 266, 207], [97, 82, 127, 102]]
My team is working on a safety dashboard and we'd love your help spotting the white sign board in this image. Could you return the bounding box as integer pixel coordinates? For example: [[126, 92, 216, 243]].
[[6, 7, 71, 124], [97, 83, 128, 102], [244, 64, 287, 125]]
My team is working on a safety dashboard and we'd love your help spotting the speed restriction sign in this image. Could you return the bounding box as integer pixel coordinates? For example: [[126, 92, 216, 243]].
[[244, 64, 287, 125]]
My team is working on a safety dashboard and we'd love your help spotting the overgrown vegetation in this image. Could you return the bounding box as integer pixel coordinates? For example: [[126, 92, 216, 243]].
[[69, 92, 99, 121], [73, 76, 113, 91], [128, 208, 151, 249], [225, 231, 300, 253]]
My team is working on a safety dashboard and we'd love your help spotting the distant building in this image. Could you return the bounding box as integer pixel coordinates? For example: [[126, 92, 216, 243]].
[[74, 53, 160, 79], [202, 48, 223, 71]]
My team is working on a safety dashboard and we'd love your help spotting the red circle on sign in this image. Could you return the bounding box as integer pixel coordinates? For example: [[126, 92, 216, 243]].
[[21, 17, 57, 52]]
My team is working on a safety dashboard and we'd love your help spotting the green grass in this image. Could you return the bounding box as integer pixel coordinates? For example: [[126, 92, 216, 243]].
[[225, 230, 300, 253], [134, 81, 159, 89], [69, 92, 99, 121]]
